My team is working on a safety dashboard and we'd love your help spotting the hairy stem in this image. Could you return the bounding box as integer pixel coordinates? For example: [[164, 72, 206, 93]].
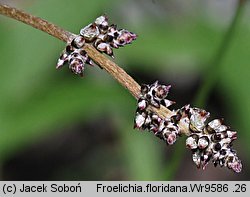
[[0, 4, 189, 134]]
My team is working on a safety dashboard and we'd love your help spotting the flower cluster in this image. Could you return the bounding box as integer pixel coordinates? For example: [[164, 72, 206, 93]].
[[56, 36, 93, 76], [56, 15, 137, 76], [134, 81, 180, 145], [134, 81, 242, 173], [80, 15, 137, 57], [183, 106, 242, 173]]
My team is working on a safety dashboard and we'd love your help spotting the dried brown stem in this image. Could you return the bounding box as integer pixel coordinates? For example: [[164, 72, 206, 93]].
[[0, 3, 189, 135], [82, 44, 141, 99], [0, 4, 76, 42]]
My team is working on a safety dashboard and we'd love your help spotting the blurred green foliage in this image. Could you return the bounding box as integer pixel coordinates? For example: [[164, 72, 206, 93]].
[[0, 0, 249, 180]]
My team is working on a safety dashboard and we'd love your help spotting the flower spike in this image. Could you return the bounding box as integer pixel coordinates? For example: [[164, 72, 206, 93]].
[[79, 15, 137, 58], [134, 81, 242, 173], [134, 81, 179, 145], [56, 15, 137, 76]]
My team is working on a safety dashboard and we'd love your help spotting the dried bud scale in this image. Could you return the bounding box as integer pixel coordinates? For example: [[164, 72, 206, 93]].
[[186, 135, 198, 149], [56, 15, 137, 75], [133, 81, 242, 173], [80, 24, 100, 42], [189, 108, 210, 132]]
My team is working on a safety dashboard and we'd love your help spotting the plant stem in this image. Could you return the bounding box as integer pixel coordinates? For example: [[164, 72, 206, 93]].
[[194, 0, 246, 107], [0, 4, 75, 42], [82, 44, 141, 99]]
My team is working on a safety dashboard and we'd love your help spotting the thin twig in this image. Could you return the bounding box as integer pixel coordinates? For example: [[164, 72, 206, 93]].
[[0, 3, 189, 134], [0, 4, 75, 42], [82, 44, 141, 99]]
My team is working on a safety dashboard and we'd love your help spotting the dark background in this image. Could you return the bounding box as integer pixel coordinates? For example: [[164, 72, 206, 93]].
[[0, 0, 249, 180]]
